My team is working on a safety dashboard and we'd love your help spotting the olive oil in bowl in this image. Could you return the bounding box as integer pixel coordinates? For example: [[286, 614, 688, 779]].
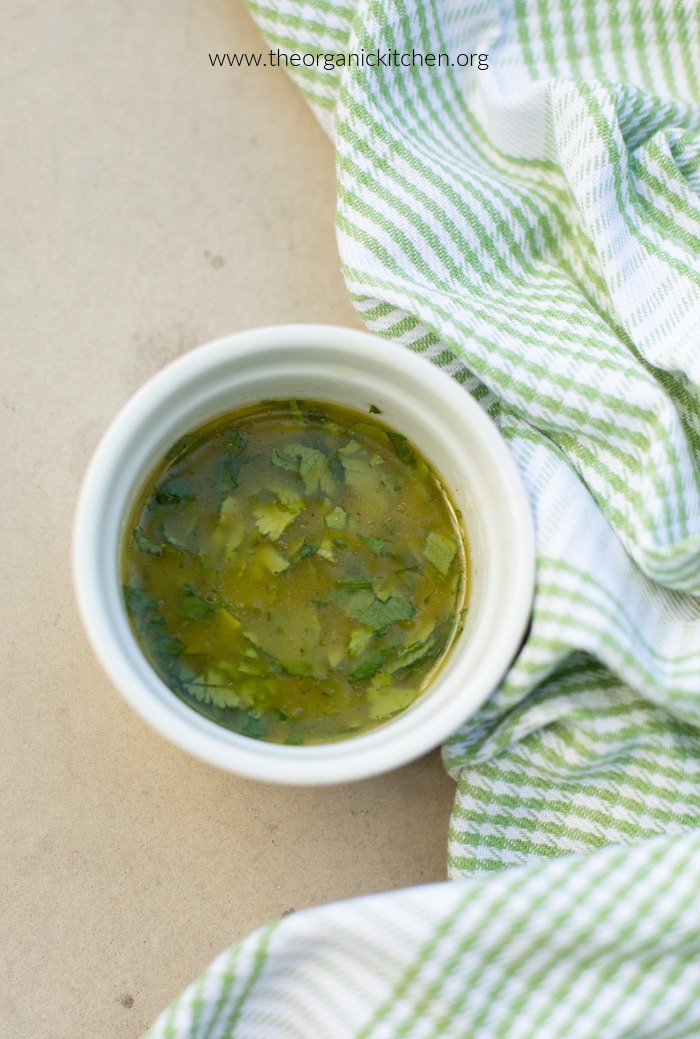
[[122, 399, 468, 745]]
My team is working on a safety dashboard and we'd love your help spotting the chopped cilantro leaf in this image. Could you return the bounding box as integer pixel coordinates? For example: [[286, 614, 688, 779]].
[[348, 647, 392, 684], [257, 545, 290, 574], [182, 584, 217, 620], [271, 443, 334, 495], [289, 399, 304, 423], [182, 671, 242, 709], [423, 531, 457, 576], [215, 455, 241, 494], [297, 445, 332, 494], [369, 404, 382, 414], [396, 564, 423, 577], [337, 577, 375, 590], [341, 589, 417, 633], [327, 451, 345, 483], [161, 514, 199, 551], [238, 658, 267, 676], [123, 585, 160, 615], [387, 430, 415, 465], [349, 627, 373, 656], [367, 682, 417, 721], [325, 506, 347, 530], [393, 634, 437, 672], [274, 487, 305, 513], [356, 595, 417, 633], [225, 429, 248, 455], [253, 501, 300, 541], [270, 447, 297, 471], [360, 535, 390, 556], [279, 658, 324, 679], [148, 477, 195, 511], [237, 712, 268, 739], [317, 539, 336, 562], [337, 440, 369, 473], [348, 422, 380, 438], [151, 630, 186, 662], [134, 529, 164, 556], [282, 541, 316, 566]]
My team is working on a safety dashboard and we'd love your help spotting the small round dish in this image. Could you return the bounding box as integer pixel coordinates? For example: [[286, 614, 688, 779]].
[[73, 324, 534, 784]]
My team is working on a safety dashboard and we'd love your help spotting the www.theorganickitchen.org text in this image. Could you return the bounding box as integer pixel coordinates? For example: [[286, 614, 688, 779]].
[[209, 49, 489, 70]]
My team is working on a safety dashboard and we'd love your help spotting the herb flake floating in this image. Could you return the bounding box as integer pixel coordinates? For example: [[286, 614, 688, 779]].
[[122, 400, 468, 744]]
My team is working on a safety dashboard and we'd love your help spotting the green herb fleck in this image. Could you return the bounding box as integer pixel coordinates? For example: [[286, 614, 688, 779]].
[[148, 478, 195, 511], [134, 529, 164, 556], [182, 584, 217, 620], [123, 585, 160, 615], [270, 447, 298, 471], [337, 440, 369, 474], [151, 628, 186, 662], [360, 535, 390, 557], [337, 577, 374, 590], [287, 541, 319, 567], [253, 500, 302, 541], [238, 712, 268, 739], [348, 647, 392, 684], [257, 545, 290, 574], [289, 399, 304, 424], [423, 532, 457, 576], [342, 589, 417, 633], [271, 443, 333, 495], [357, 595, 417, 633], [369, 404, 382, 414], [349, 628, 373, 656], [393, 634, 437, 672], [182, 671, 242, 708], [216, 456, 241, 494], [327, 451, 345, 483], [387, 431, 415, 466], [225, 429, 248, 455], [325, 506, 347, 530]]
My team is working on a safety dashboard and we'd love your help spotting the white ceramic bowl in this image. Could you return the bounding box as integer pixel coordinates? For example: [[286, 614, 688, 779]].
[[73, 324, 534, 784]]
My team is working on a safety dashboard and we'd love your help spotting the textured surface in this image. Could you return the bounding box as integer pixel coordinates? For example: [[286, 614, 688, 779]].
[[0, 3, 456, 1037], [145, 0, 700, 1035]]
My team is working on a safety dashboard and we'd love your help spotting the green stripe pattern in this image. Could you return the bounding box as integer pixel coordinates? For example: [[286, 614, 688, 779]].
[[146, 832, 700, 1037], [145, 1, 700, 1034]]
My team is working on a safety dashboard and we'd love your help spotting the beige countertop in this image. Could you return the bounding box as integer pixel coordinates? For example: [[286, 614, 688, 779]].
[[1, 2, 455, 1036]]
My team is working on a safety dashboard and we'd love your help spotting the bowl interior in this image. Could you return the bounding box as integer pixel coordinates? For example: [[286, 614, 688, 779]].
[[74, 326, 534, 783]]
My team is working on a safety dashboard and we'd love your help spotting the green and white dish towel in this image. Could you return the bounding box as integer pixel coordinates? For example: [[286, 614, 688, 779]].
[[146, 1, 700, 1035]]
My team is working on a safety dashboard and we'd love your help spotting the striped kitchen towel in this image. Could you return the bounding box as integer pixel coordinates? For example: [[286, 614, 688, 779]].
[[145, 1, 700, 1035]]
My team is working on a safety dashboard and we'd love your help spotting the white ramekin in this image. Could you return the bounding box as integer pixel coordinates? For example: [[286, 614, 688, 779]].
[[73, 324, 534, 784]]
